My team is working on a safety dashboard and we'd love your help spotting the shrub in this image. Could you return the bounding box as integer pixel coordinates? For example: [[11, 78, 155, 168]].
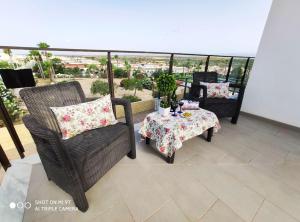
[[119, 79, 126, 87], [134, 73, 146, 80], [122, 95, 141, 103], [0, 61, 10, 68], [156, 73, 176, 108], [122, 78, 143, 96], [151, 69, 168, 80], [113, 67, 127, 78], [90, 80, 109, 96], [0, 80, 24, 122], [100, 71, 107, 78], [141, 78, 153, 90]]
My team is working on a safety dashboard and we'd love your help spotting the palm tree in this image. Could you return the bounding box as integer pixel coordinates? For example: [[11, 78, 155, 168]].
[[124, 59, 131, 79], [28, 50, 45, 78], [38, 42, 50, 57], [99, 57, 107, 76], [38, 42, 55, 82], [114, 55, 119, 67]]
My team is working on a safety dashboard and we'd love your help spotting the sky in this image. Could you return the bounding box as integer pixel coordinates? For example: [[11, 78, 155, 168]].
[[0, 0, 273, 56]]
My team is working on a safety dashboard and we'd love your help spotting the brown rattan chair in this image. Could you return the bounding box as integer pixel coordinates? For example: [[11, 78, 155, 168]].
[[19, 81, 136, 212], [184, 72, 245, 124]]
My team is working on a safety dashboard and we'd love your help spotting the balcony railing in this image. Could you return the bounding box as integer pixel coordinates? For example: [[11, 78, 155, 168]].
[[0, 45, 255, 99], [0, 45, 254, 161]]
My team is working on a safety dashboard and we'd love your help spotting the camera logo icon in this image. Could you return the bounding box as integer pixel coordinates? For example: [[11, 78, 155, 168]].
[[9, 202, 31, 209]]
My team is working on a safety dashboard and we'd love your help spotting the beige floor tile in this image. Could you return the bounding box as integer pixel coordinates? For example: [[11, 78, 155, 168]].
[[110, 164, 170, 222], [170, 174, 217, 221], [193, 164, 264, 222], [222, 164, 300, 221], [146, 164, 217, 221], [24, 163, 127, 222], [271, 163, 300, 192], [145, 200, 189, 222], [200, 200, 245, 222], [253, 200, 298, 222], [286, 151, 300, 165], [87, 201, 134, 222], [5, 114, 300, 222]]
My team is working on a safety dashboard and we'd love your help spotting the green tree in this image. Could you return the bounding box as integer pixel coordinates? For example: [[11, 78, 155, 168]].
[[196, 60, 204, 71], [124, 59, 131, 78], [3, 48, 16, 68], [51, 57, 65, 74], [90, 80, 109, 96], [86, 64, 99, 76], [114, 55, 119, 67], [27, 50, 45, 78], [184, 59, 192, 73], [156, 73, 176, 108], [113, 67, 127, 78], [0, 61, 10, 69], [231, 66, 243, 83], [99, 57, 107, 72], [122, 77, 143, 96], [0, 80, 24, 122], [38, 42, 55, 82]]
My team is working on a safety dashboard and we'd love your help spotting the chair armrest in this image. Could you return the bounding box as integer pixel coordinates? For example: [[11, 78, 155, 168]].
[[22, 115, 60, 141], [229, 83, 243, 89], [22, 115, 80, 172], [188, 83, 207, 99], [85, 97, 99, 102], [111, 98, 133, 127]]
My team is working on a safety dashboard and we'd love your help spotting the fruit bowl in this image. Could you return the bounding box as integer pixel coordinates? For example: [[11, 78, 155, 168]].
[[181, 112, 192, 118]]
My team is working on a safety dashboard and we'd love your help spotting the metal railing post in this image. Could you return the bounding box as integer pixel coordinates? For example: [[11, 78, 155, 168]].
[[168, 53, 174, 75], [226, 57, 233, 82], [205, 56, 210, 72], [107, 52, 116, 115], [241, 57, 250, 86], [0, 97, 25, 158], [0, 144, 11, 171]]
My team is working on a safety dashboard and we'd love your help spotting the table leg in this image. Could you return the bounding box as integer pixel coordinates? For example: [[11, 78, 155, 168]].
[[207, 127, 213, 142], [166, 152, 175, 164], [145, 137, 150, 145]]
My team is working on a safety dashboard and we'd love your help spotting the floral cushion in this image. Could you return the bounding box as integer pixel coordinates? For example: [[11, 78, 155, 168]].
[[50, 95, 117, 140], [181, 100, 200, 110], [200, 82, 230, 98]]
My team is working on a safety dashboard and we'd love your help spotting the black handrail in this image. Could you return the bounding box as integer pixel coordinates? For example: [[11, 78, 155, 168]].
[[0, 45, 255, 58]]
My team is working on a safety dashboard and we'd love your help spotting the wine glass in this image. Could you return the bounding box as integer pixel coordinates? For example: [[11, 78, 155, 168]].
[[178, 100, 184, 114], [171, 101, 178, 117]]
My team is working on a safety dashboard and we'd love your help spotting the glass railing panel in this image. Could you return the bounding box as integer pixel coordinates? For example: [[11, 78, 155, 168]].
[[207, 56, 231, 82], [110, 52, 170, 103], [173, 55, 207, 98]]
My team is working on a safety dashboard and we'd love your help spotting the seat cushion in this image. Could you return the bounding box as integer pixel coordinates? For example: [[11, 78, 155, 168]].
[[203, 98, 238, 118], [62, 122, 129, 161], [205, 98, 237, 105]]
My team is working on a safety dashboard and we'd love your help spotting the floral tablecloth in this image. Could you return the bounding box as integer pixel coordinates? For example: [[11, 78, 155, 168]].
[[139, 109, 220, 157]]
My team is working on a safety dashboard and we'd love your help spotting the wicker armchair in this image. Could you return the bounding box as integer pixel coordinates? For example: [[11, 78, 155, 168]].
[[184, 72, 245, 124], [19, 81, 136, 212]]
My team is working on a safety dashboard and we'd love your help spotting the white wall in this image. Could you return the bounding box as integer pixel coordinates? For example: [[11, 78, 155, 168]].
[[242, 0, 300, 127]]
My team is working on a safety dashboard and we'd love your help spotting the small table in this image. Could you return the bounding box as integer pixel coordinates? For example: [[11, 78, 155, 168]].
[[139, 109, 220, 164]]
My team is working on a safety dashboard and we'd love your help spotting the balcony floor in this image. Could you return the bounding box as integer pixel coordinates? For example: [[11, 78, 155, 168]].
[[2, 113, 300, 222]]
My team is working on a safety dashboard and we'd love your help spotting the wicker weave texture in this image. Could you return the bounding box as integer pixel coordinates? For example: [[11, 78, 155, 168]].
[[20, 81, 136, 212]]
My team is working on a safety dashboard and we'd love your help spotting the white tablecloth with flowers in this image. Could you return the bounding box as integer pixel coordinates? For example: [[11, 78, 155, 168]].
[[139, 109, 220, 157]]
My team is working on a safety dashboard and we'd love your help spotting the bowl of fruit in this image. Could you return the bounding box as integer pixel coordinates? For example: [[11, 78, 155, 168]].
[[181, 112, 192, 118]]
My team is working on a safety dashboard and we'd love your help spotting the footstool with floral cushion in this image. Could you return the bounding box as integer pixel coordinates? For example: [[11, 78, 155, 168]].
[[139, 109, 220, 163]]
